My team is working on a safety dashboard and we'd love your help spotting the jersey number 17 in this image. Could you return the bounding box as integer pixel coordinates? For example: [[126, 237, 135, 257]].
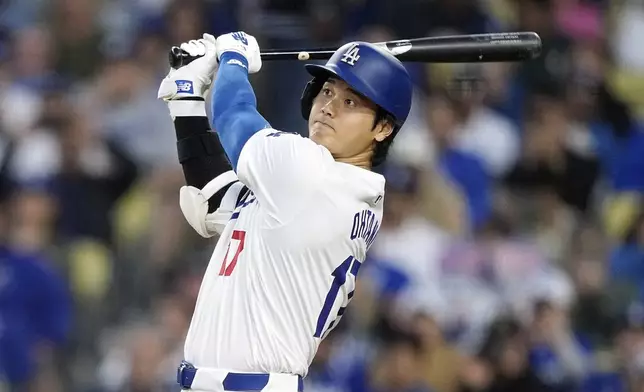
[[314, 256, 362, 339], [219, 230, 246, 276], [219, 233, 362, 339]]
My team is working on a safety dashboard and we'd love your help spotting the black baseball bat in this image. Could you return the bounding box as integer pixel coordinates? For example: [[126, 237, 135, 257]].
[[169, 32, 541, 68]]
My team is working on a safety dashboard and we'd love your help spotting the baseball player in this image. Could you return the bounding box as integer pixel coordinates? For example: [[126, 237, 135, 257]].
[[157, 31, 413, 392]]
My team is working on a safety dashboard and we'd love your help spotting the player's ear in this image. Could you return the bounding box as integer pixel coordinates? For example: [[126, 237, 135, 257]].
[[373, 119, 394, 143]]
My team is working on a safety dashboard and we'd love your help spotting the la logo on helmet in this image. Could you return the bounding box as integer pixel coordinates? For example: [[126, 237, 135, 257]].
[[341, 44, 360, 66]]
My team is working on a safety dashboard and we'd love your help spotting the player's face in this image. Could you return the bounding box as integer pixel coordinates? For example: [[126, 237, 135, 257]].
[[308, 78, 392, 162]]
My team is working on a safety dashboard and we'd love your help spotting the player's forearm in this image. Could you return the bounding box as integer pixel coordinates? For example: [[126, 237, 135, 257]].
[[211, 53, 269, 169], [170, 99, 235, 212]]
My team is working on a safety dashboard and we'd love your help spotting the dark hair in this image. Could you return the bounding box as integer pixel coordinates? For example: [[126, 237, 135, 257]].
[[383, 328, 424, 356], [596, 83, 633, 138], [371, 108, 398, 167], [478, 317, 524, 362]]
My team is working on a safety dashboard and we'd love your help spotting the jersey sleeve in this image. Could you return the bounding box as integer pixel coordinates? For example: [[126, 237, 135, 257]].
[[236, 129, 332, 222]]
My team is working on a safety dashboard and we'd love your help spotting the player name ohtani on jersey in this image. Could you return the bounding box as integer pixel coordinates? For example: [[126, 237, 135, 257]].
[[350, 209, 379, 248]]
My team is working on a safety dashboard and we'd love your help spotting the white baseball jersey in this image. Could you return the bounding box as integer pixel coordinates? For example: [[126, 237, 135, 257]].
[[183, 128, 385, 377]]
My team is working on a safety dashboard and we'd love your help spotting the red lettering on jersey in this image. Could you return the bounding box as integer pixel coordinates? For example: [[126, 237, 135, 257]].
[[219, 230, 246, 276]]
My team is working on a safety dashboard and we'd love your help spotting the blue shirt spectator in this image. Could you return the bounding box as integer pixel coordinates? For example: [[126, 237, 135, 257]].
[[439, 148, 491, 230], [0, 245, 71, 385], [611, 127, 644, 192]]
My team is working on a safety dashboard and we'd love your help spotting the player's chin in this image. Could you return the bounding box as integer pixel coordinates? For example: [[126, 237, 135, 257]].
[[309, 126, 335, 148]]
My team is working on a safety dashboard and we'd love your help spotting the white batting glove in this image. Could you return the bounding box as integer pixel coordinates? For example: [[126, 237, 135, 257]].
[[216, 32, 262, 74], [157, 33, 219, 102]]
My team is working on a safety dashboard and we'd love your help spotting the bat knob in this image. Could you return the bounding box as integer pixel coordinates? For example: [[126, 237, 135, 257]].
[[297, 51, 310, 61], [168, 46, 202, 69]]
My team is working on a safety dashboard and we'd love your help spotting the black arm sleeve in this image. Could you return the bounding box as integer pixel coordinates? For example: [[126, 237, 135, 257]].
[[174, 112, 235, 213]]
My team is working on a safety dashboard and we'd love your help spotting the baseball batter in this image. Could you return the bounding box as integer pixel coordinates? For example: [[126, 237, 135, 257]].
[[157, 31, 413, 392]]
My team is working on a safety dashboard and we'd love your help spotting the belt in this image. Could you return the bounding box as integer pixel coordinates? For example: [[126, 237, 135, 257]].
[[177, 361, 304, 391]]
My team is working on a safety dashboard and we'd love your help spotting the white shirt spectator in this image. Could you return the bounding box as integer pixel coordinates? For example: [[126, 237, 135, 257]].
[[454, 106, 520, 177], [370, 216, 450, 288]]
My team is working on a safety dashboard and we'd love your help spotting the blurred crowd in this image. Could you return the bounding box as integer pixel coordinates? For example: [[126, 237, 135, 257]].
[[0, 0, 643, 391]]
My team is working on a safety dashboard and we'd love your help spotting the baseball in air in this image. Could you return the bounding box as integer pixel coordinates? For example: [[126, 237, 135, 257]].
[[298, 51, 310, 61]]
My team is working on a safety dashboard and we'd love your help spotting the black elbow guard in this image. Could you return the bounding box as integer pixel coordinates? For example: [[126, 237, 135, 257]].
[[174, 116, 224, 163], [177, 130, 223, 164], [174, 115, 232, 193]]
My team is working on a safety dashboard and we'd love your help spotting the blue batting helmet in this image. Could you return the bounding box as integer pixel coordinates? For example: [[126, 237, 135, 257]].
[[300, 41, 413, 127]]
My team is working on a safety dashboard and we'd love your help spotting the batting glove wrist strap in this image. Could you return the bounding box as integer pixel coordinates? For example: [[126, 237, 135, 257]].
[[168, 99, 207, 119], [219, 52, 249, 72]]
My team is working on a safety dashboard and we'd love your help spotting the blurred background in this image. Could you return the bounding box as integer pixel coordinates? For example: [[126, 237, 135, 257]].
[[0, 0, 643, 391]]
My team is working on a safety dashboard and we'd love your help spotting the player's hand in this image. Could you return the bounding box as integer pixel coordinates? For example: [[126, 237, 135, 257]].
[[157, 33, 219, 101], [216, 32, 262, 74]]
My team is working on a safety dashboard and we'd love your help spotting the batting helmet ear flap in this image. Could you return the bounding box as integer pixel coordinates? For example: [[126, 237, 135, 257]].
[[300, 77, 326, 120]]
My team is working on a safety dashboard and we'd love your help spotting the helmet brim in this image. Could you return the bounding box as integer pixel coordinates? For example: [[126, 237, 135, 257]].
[[305, 64, 341, 82]]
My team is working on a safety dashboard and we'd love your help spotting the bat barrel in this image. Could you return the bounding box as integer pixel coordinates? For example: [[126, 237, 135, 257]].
[[258, 32, 541, 63], [400, 32, 542, 62]]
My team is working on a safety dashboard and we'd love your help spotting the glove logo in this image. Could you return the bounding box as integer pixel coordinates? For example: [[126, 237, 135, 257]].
[[176, 80, 194, 94], [226, 58, 247, 69], [232, 32, 248, 45]]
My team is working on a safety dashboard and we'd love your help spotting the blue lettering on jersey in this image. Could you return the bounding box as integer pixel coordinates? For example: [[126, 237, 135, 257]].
[[230, 191, 256, 220], [350, 209, 379, 248], [266, 131, 297, 138]]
